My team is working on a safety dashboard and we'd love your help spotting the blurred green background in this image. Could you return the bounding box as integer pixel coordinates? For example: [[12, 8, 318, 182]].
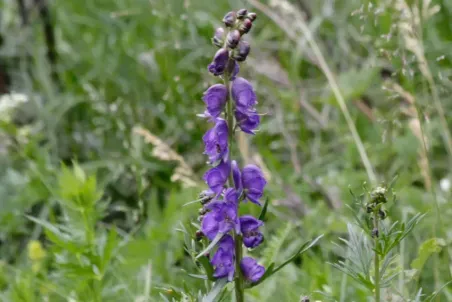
[[1, 0, 451, 301]]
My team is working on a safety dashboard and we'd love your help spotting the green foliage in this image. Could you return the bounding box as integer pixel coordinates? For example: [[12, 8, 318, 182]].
[[1, 0, 452, 301]]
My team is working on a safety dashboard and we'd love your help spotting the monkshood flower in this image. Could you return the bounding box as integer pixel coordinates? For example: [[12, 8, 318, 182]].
[[194, 8, 270, 299], [203, 118, 229, 163], [208, 48, 229, 76], [203, 161, 230, 195], [240, 257, 265, 283], [202, 189, 240, 240], [239, 215, 264, 248], [190, 10, 321, 300], [202, 84, 228, 119], [232, 77, 257, 113], [235, 109, 260, 134], [211, 235, 235, 281], [241, 165, 267, 205]]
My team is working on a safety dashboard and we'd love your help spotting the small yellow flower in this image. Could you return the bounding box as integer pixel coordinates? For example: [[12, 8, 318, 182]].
[[28, 240, 46, 261]]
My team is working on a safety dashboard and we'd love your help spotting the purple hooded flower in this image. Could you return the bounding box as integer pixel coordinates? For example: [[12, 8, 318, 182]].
[[239, 215, 264, 248], [203, 119, 229, 163], [231, 77, 257, 112], [202, 84, 228, 119], [202, 199, 240, 240], [208, 48, 229, 76], [203, 161, 230, 195], [240, 257, 265, 283], [235, 109, 260, 134], [241, 165, 266, 205], [211, 235, 235, 281]]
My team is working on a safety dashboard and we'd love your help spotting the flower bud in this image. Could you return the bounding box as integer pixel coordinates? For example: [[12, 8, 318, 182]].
[[198, 215, 204, 222], [247, 12, 257, 22], [208, 48, 229, 76], [371, 186, 387, 204], [371, 228, 379, 238], [300, 297, 310, 302], [212, 27, 225, 48], [378, 209, 387, 220], [195, 230, 204, 241], [223, 11, 236, 27], [199, 207, 208, 215], [237, 9, 248, 19], [239, 18, 252, 34], [232, 40, 250, 61], [226, 30, 241, 49], [199, 190, 215, 204]]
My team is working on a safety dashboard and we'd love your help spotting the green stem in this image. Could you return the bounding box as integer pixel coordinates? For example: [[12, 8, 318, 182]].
[[374, 211, 380, 302], [223, 46, 244, 301], [234, 233, 244, 302]]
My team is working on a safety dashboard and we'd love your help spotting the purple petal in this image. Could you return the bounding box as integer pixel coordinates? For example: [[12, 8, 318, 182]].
[[211, 235, 235, 281], [231, 160, 242, 192], [239, 215, 264, 248], [240, 257, 265, 283], [203, 84, 228, 118], [241, 165, 266, 205], [235, 110, 260, 134], [224, 187, 238, 204], [232, 77, 256, 111], [203, 161, 231, 194], [208, 48, 229, 76], [201, 211, 220, 240], [203, 119, 229, 163], [231, 62, 240, 80]]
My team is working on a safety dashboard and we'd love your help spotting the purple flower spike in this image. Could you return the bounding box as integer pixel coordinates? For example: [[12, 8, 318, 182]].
[[203, 119, 229, 163], [203, 84, 228, 119], [208, 48, 229, 76], [241, 165, 266, 205], [202, 199, 240, 240], [232, 77, 257, 112], [211, 235, 235, 281], [240, 257, 265, 283], [239, 215, 264, 248], [235, 110, 260, 134], [203, 161, 230, 195]]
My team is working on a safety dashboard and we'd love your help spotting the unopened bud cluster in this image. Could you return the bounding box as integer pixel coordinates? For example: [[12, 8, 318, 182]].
[[365, 186, 390, 238], [366, 186, 388, 219], [212, 9, 257, 64]]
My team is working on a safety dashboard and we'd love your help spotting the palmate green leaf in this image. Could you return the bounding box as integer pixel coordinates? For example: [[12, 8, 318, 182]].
[[202, 277, 228, 302], [248, 235, 323, 288]]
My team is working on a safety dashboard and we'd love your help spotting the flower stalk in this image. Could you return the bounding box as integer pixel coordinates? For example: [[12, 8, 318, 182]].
[[223, 57, 245, 302], [373, 210, 380, 302], [195, 8, 264, 300]]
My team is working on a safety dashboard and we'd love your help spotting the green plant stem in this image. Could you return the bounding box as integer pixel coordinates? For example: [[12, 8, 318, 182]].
[[223, 51, 244, 302], [374, 211, 380, 302], [234, 232, 244, 302]]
